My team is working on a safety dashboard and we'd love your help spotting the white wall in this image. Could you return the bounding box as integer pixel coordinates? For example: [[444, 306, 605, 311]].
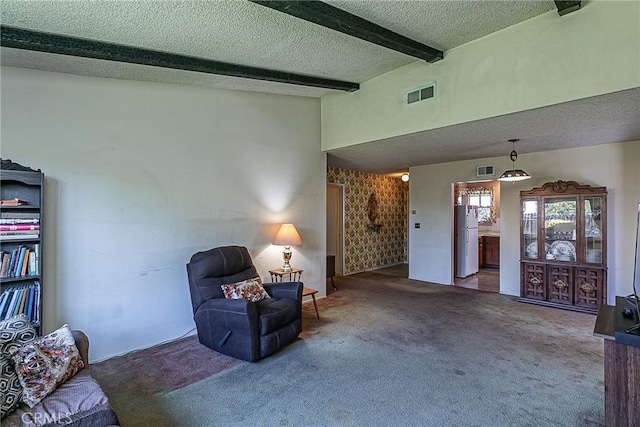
[[0, 67, 326, 361], [409, 141, 640, 304], [321, 1, 640, 150]]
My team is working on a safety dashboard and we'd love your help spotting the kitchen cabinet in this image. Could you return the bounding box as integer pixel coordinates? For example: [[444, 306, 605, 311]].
[[483, 236, 500, 268], [478, 237, 484, 268], [519, 180, 607, 314]]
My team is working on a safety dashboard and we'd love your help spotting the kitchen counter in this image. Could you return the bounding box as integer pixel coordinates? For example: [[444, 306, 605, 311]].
[[478, 232, 500, 237]]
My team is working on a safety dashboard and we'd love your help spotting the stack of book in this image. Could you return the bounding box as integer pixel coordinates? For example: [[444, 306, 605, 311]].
[[0, 281, 40, 324], [0, 198, 28, 206], [0, 244, 40, 278], [0, 212, 40, 241]]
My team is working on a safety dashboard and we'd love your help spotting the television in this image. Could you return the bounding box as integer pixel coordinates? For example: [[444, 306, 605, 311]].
[[624, 203, 640, 334], [616, 203, 640, 347]]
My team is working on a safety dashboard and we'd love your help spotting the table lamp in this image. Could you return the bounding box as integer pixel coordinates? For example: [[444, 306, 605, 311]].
[[273, 223, 302, 272]]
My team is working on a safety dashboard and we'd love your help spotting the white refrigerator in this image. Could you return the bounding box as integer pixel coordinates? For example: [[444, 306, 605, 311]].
[[455, 205, 479, 278]]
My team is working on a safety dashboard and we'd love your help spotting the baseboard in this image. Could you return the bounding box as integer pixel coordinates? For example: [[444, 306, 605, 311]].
[[91, 328, 198, 364]]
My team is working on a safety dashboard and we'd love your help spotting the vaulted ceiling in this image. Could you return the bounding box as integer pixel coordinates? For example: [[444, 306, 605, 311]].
[[1, 1, 638, 174]]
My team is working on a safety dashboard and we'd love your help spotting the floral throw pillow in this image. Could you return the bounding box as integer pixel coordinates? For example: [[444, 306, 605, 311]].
[[9, 324, 85, 408], [221, 277, 271, 302], [0, 314, 37, 419]]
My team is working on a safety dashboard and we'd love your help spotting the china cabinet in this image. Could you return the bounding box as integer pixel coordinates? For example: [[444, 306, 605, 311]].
[[519, 180, 607, 314]]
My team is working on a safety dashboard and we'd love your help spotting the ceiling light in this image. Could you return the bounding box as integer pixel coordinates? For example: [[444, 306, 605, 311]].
[[401, 173, 410, 182], [498, 139, 531, 182]]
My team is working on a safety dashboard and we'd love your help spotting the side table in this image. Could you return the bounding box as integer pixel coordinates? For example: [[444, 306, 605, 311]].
[[268, 268, 319, 319], [269, 268, 303, 283], [302, 287, 320, 319]]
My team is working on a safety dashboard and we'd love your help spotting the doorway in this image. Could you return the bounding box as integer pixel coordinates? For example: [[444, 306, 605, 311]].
[[452, 180, 501, 293], [326, 184, 344, 276]]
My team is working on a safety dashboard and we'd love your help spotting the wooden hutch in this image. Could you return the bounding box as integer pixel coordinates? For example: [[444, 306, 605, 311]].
[[519, 180, 607, 314]]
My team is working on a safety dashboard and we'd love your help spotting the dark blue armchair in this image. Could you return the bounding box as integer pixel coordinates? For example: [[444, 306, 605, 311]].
[[186, 246, 302, 362]]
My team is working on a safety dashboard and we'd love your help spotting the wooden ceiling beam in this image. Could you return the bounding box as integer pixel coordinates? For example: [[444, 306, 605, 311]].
[[250, 0, 443, 63], [0, 25, 360, 92], [554, 1, 581, 16]]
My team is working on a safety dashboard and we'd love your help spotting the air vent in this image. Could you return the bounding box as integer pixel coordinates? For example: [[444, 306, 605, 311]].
[[477, 165, 495, 177], [406, 83, 436, 105]]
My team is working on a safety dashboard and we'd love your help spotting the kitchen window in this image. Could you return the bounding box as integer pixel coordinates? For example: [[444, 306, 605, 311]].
[[458, 187, 495, 224]]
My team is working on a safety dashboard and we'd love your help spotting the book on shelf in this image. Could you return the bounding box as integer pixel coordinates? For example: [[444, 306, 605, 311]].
[[0, 291, 10, 319], [0, 252, 10, 277], [34, 284, 40, 324], [26, 286, 34, 321], [7, 247, 20, 277], [20, 248, 30, 277], [0, 224, 39, 231], [0, 218, 39, 225], [0, 294, 10, 320], [0, 233, 39, 241], [7, 291, 18, 318], [0, 281, 40, 323], [0, 198, 28, 206], [17, 287, 27, 316], [14, 247, 27, 278], [0, 212, 39, 219], [33, 244, 40, 275], [7, 247, 20, 278], [16, 288, 27, 317], [28, 251, 37, 276], [4, 288, 20, 319], [0, 244, 39, 278], [1, 230, 39, 236]]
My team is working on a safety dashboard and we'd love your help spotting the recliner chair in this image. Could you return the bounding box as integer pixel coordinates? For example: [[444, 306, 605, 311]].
[[186, 245, 302, 362]]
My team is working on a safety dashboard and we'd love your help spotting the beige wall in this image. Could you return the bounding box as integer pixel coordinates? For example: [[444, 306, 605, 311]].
[[327, 167, 407, 274], [322, 1, 640, 150], [409, 140, 640, 304], [1, 67, 326, 362]]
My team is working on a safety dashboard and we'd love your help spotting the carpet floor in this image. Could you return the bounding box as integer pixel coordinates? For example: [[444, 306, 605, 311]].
[[92, 272, 605, 426]]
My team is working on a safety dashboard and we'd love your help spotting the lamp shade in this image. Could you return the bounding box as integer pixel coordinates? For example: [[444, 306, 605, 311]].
[[498, 169, 531, 182], [273, 224, 302, 246]]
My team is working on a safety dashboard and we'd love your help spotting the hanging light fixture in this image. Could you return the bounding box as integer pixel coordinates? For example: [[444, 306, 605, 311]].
[[498, 139, 531, 182]]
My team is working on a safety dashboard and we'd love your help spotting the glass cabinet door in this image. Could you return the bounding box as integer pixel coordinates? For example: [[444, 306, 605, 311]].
[[522, 199, 538, 259], [584, 196, 604, 264], [544, 197, 577, 262]]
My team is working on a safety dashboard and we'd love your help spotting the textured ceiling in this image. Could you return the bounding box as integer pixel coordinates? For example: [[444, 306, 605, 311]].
[[0, 0, 555, 95], [1, 1, 638, 175], [328, 88, 640, 174]]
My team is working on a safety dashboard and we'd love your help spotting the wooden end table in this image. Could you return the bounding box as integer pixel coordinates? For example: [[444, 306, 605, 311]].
[[269, 268, 303, 282], [268, 268, 318, 318], [303, 287, 320, 319]]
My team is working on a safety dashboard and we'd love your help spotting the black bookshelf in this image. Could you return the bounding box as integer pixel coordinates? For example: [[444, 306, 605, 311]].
[[0, 159, 44, 334]]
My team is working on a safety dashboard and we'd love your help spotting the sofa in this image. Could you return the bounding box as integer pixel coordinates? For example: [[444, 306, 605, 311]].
[[2, 330, 119, 427]]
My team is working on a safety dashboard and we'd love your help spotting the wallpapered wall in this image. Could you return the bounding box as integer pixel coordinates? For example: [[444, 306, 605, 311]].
[[327, 167, 408, 274]]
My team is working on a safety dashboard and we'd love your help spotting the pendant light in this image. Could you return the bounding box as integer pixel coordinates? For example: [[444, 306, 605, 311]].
[[498, 139, 531, 182]]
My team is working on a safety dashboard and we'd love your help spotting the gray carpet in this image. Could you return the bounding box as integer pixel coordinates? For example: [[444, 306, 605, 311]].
[[93, 272, 605, 426]]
